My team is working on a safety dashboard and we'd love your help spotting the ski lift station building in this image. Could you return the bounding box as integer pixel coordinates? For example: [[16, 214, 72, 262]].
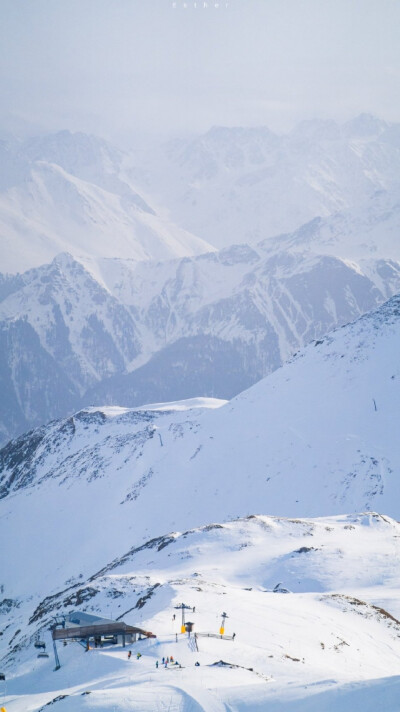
[[52, 611, 156, 648]]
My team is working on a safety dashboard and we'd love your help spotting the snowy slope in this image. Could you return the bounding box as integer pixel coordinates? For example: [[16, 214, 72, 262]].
[[1, 293, 400, 599], [132, 114, 400, 249], [2, 513, 400, 711], [2, 296, 400, 710], [0, 131, 213, 273]]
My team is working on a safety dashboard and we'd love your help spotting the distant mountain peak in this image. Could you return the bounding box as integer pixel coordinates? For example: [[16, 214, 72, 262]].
[[343, 113, 388, 138], [22, 128, 121, 165]]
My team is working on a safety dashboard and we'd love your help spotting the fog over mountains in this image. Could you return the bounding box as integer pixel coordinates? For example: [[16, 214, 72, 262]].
[[0, 130, 213, 274], [0, 116, 400, 443], [2, 114, 400, 271], [132, 114, 400, 248]]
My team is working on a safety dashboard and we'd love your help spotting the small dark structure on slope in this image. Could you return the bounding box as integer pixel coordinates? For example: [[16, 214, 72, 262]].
[[51, 611, 156, 670]]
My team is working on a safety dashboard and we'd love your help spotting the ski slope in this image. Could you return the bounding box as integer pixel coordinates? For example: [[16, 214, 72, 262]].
[[2, 514, 400, 711]]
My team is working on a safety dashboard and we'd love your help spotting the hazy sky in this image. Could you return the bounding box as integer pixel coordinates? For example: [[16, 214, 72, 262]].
[[1, 0, 400, 143]]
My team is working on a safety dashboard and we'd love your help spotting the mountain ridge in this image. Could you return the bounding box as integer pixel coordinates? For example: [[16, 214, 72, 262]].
[[1, 231, 399, 444], [1, 291, 399, 590], [0, 130, 214, 274], [2, 176, 400, 446], [132, 114, 400, 249]]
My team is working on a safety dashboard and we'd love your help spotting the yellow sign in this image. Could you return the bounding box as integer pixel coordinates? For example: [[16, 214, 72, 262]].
[[220, 627, 225, 635], [181, 625, 185, 633]]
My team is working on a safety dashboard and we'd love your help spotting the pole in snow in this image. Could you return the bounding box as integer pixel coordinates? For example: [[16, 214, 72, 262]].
[[220, 612, 228, 636], [52, 638, 61, 671]]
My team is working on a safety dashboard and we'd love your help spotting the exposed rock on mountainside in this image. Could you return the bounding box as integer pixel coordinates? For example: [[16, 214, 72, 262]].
[[1, 240, 399, 444]]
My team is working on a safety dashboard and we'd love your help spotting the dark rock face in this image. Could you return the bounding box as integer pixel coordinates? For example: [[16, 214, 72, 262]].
[[0, 318, 78, 447], [0, 255, 141, 445], [0, 407, 159, 499]]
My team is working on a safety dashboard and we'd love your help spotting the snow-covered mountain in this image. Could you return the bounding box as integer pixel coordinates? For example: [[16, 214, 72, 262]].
[[2, 294, 400, 710], [3, 115, 400, 274], [1, 118, 400, 450], [2, 291, 400, 584], [84, 244, 399, 408], [0, 253, 142, 444], [132, 115, 400, 248], [262, 189, 400, 262], [1, 232, 399, 444], [2, 512, 400, 711], [0, 131, 213, 273]]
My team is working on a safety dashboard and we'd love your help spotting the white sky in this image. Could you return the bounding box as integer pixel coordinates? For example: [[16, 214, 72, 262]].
[[1, 0, 400, 143]]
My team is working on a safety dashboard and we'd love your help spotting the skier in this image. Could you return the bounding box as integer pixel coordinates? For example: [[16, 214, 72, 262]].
[[127, 650, 131, 659], [156, 660, 159, 668]]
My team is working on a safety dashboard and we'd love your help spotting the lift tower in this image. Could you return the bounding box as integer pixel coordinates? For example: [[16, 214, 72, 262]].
[[174, 603, 192, 634]]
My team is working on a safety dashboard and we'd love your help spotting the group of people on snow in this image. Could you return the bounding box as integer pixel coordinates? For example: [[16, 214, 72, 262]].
[[159, 655, 181, 668]]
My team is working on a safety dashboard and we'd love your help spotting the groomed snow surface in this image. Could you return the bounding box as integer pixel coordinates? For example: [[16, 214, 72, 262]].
[[2, 513, 400, 712]]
